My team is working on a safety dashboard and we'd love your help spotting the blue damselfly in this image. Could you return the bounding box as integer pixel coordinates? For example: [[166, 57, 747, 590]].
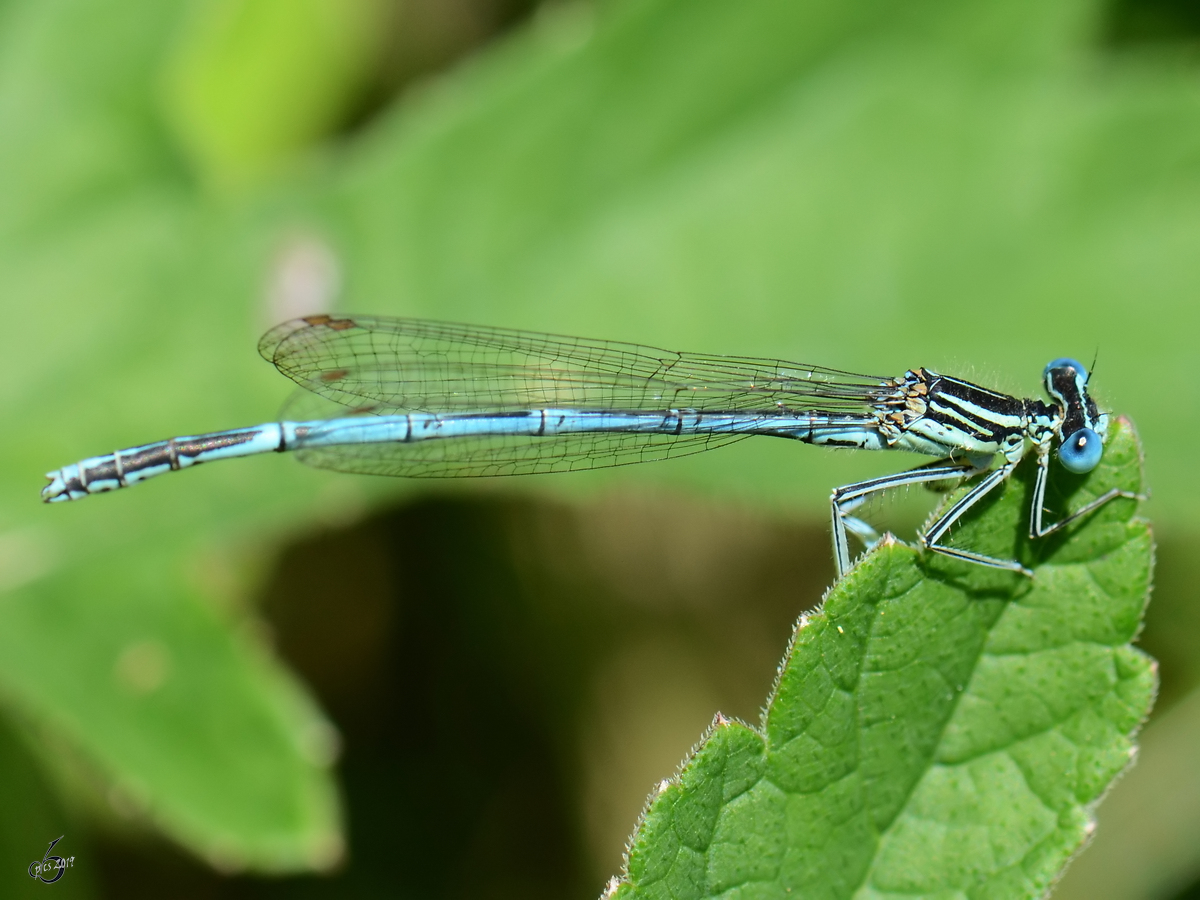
[[43, 315, 1134, 577]]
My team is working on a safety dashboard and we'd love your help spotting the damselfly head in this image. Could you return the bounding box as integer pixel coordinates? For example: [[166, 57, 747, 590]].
[[1043, 358, 1108, 474]]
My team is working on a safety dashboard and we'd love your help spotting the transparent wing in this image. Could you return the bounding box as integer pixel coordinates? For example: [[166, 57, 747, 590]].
[[260, 314, 892, 414], [261, 315, 894, 479]]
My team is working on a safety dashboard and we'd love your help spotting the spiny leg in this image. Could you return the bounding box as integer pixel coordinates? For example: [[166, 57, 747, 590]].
[[1028, 440, 1142, 540], [831, 459, 983, 577], [919, 462, 1031, 575]]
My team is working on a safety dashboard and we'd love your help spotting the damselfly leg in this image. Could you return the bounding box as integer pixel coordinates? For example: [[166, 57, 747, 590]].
[[831, 458, 987, 578], [1027, 440, 1142, 540]]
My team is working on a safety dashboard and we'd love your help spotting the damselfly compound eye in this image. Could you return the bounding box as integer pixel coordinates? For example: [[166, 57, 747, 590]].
[[1044, 357, 1087, 381], [1059, 428, 1102, 473]]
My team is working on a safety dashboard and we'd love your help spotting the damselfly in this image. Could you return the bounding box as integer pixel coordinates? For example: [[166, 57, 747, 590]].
[[43, 315, 1134, 577]]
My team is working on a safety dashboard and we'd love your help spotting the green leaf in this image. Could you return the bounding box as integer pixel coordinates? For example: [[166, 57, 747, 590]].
[[0, 0, 344, 872], [0, 717, 98, 898], [319, 0, 1200, 526], [321, 0, 1200, 528], [161, 0, 389, 187], [610, 418, 1154, 899], [0, 538, 343, 872]]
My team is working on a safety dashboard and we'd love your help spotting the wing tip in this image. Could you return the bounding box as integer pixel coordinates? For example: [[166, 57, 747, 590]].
[[258, 314, 363, 363]]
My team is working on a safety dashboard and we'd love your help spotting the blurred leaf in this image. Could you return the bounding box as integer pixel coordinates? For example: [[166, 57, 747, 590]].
[[318, 0, 1200, 525], [1106, 0, 1200, 45], [161, 0, 389, 187], [0, 539, 342, 872], [0, 0, 342, 873], [610, 418, 1154, 898], [0, 717, 97, 899], [1130, 529, 1200, 708]]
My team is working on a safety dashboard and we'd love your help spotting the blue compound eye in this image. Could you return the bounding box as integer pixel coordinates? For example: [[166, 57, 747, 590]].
[[1044, 357, 1087, 382], [1059, 428, 1103, 473]]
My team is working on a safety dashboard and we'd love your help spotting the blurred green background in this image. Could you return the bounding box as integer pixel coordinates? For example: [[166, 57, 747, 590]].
[[1, 0, 1198, 896]]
